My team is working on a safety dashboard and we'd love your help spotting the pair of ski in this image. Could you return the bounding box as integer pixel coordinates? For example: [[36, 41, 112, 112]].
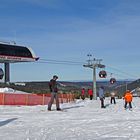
[[124, 108, 132, 111], [41, 109, 67, 112], [48, 109, 67, 112]]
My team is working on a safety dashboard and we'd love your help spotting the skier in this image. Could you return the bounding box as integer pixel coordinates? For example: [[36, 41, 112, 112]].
[[98, 86, 105, 108], [81, 88, 86, 100], [88, 89, 93, 100], [48, 75, 61, 111], [110, 91, 116, 104], [123, 90, 133, 110]]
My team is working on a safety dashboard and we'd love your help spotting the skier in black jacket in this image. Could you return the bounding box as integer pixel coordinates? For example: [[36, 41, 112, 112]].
[[48, 75, 61, 111]]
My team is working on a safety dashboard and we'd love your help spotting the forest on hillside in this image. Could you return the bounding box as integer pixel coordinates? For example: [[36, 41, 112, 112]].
[[0, 79, 139, 98]]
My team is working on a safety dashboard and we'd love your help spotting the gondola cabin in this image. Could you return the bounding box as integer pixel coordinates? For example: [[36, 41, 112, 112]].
[[99, 70, 107, 78], [110, 78, 116, 84]]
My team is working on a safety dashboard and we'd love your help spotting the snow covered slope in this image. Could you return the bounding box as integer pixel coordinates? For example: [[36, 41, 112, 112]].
[[0, 97, 140, 140], [0, 87, 30, 94]]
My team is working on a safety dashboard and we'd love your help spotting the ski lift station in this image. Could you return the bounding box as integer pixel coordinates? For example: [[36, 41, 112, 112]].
[[0, 42, 39, 83]]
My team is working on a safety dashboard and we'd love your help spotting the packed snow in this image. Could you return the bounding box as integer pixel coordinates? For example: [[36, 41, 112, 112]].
[[0, 97, 140, 140]]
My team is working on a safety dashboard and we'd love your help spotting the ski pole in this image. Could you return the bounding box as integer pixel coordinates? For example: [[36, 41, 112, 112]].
[[132, 102, 136, 108]]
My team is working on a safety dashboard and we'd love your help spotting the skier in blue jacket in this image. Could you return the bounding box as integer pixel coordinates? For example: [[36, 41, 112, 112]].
[[98, 86, 105, 108]]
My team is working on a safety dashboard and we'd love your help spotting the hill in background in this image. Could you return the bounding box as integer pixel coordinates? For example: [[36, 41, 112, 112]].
[[0, 79, 139, 96]]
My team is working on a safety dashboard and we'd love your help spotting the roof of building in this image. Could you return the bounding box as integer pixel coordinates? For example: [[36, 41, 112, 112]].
[[0, 43, 39, 63]]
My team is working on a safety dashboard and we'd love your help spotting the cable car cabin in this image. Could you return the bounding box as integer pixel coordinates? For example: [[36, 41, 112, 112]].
[[0, 68, 4, 79], [0, 43, 39, 63], [99, 70, 107, 78], [110, 78, 116, 84]]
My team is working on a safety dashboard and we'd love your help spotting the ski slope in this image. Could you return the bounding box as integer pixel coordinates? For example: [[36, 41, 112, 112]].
[[0, 97, 140, 140]]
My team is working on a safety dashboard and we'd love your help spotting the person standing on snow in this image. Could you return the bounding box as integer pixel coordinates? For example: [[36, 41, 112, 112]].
[[48, 75, 61, 111], [98, 86, 105, 108], [123, 90, 133, 110], [88, 89, 93, 100], [110, 91, 116, 104], [81, 88, 86, 100]]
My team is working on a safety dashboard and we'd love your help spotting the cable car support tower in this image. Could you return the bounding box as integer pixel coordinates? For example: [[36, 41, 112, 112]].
[[83, 54, 105, 100]]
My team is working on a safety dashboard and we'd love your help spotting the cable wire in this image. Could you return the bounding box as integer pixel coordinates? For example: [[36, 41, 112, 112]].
[[35, 57, 139, 79]]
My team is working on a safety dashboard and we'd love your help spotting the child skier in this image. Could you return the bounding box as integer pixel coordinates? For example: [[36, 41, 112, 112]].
[[110, 91, 116, 104], [123, 90, 133, 110]]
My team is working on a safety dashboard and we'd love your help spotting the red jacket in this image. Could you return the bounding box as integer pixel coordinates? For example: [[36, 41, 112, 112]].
[[88, 89, 93, 95], [81, 89, 85, 95]]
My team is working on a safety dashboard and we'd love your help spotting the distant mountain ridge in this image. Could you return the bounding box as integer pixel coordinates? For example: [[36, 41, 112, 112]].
[[0, 79, 139, 96]]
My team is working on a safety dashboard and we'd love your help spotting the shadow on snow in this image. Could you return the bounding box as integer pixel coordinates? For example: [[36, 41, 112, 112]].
[[0, 118, 18, 127]]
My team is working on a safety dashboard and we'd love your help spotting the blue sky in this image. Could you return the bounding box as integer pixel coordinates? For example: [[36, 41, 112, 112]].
[[0, 0, 140, 82]]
